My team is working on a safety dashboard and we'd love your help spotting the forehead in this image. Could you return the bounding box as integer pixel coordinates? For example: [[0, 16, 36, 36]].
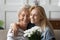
[[21, 10, 29, 15], [31, 9, 39, 15]]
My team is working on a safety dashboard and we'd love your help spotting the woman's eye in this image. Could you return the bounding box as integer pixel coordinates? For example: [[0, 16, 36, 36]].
[[22, 15, 25, 17]]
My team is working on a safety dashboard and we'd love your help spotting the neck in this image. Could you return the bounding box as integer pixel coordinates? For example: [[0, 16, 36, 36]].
[[35, 20, 44, 27], [18, 22, 27, 31], [19, 25, 27, 31], [19, 26, 27, 31], [35, 19, 46, 30]]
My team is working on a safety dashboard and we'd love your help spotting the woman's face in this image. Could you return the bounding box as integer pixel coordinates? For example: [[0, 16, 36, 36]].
[[18, 10, 30, 26], [30, 9, 43, 24]]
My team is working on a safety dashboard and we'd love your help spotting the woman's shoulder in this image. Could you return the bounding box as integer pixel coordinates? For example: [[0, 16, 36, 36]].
[[45, 26, 55, 36], [10, 22, 20, 28], [45, 26, 53, 32], [10, 22, 16, 28], [45, 26, 54, 34], [45, 26, 55, 40], [8, 22, 16, 33], [10, 22, 18, 26]]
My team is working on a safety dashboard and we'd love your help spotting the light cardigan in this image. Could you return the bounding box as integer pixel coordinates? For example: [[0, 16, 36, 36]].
[[7, 28, 28, 40], [7, 22, 35, 40], [41, 26, 55, 40], [7, 25, 55, 40]]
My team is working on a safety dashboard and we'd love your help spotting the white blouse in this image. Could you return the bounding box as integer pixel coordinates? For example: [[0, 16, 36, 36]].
[[7, 28, 28, 40]]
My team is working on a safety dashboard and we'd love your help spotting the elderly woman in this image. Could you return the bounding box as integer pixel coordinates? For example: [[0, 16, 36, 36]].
[[7, 6, 35, 40]]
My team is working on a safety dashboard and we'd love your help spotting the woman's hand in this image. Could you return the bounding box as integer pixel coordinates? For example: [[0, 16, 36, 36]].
[[10, 22, 19, 36]]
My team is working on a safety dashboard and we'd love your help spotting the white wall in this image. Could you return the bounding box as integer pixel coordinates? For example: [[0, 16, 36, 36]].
[[0, 0, 60, 29]]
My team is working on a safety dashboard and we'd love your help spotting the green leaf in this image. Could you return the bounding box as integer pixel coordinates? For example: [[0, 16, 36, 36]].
[[28, 31, 41, 40], [0, 20, 4, 27]]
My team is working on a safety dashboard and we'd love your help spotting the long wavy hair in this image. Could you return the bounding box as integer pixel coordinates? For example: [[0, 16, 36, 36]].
[[29, 6, 54, 31]]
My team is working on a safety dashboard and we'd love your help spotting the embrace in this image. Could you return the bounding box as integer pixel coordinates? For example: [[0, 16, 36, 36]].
[[7, 5, 56, 40]]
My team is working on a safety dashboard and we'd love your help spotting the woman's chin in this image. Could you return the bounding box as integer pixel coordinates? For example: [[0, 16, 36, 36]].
[[31, 21, 34, 24], [24, 23, 27, 25]]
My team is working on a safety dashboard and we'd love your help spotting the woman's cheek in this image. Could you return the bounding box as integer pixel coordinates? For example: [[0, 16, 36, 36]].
[[34, 16, 37, 20]]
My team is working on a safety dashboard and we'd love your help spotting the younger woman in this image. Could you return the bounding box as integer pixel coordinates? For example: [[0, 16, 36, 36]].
[[30, 6, 56, 40]]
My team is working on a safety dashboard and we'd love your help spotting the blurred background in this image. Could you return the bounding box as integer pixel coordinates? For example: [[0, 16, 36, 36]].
[[0, 0, 60, 40]]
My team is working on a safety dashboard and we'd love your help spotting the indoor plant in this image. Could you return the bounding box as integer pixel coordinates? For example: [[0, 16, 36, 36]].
[[0, 20, 4, 29]]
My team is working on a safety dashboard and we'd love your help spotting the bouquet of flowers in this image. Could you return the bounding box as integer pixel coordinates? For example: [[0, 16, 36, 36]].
[[24, 26, 41, 40]]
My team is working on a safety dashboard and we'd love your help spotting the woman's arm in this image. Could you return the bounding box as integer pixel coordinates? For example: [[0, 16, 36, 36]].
[[7, 29, 14, 40], [7, 23, 17, 40]]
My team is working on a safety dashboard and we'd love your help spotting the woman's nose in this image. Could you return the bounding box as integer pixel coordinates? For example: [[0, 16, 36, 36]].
[[30, 15, 34, 18], [24, 15, 27, 20]]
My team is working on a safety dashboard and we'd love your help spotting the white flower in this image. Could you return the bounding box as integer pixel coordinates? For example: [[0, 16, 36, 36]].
[[24, 33, 28, 37], [24, 26, 41, 37], [27, 33, 31, 37]]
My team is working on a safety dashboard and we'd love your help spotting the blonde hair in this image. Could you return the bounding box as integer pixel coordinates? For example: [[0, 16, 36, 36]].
[[29, 6, 53, 30], [17, 6, 30, 22], [12, 6, 30, 36]]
